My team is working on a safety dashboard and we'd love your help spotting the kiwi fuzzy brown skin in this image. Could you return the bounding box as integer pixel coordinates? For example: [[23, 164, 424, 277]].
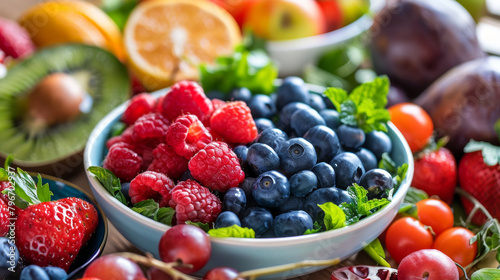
[[0, 44, 131, 174]]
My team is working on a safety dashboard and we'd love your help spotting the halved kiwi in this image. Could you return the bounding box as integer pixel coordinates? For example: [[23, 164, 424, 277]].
[[0, 44, 130, 173]]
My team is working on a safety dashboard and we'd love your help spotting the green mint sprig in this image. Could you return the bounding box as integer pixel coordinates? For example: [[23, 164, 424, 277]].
[[324, 76, 390, 133], [131, 199, 175, 226], [208, 224, 255, 238], [87, 166, 128, 205], [340, 184, 391, 225]]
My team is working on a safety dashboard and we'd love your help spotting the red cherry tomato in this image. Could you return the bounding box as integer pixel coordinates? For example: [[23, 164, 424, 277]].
[[416, 198, 454, 236], [398, 249, 459, 280], [316, 0, 343, 31], [432, 227, 477, 270], [209, 0, 257, 28], [388, 103, 433, 153], [385, 217, 433, 263]]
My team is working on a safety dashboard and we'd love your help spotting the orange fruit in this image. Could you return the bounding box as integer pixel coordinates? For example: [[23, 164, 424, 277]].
[[123, 0, 241, 91], [18, 0, 125, 61]]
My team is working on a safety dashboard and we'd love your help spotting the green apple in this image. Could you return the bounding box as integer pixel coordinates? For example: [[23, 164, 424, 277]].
[[244, 0, 326, 41]]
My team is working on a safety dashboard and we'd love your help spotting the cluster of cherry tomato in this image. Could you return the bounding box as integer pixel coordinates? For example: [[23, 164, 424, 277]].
[[385, 198, 477, 273]]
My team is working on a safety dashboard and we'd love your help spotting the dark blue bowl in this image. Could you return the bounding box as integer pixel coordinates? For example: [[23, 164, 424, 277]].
[[33, 173, 108, 279]]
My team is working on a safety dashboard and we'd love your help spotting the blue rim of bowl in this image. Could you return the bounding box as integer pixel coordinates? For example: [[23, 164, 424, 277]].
[[27, 172, 109, 278], [84, 83, 413, 247]]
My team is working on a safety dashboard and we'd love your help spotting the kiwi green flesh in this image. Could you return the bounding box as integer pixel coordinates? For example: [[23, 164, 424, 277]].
[[0, 44, 130, 166]]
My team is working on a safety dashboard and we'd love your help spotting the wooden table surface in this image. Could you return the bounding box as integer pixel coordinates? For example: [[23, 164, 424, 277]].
[[2, 0, 500, 279]]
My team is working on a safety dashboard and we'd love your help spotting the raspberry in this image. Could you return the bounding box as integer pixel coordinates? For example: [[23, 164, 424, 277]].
[[133, 113, 170, 140], [169, 180, 222, 224], [0, 18, 35, 58], [210, 101, 257, 144], [204, 98, 227, 127], [154, 95, 166, 114], [161, 81, 213, 122], [166, 114, 212, 159], [122, 93, 156, 125], [103, 143, 143, 182], [206, 127, 225, 142], [129, 171, 175, 206], [0, 199, 8, 236], [188, 141, 245, 192], [147, 143, 188, 180]]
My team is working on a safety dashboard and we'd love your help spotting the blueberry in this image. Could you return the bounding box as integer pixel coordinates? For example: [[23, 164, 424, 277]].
[[0, 237, 18, 269], [206, 90, 227, 100], [241, 207, 273, 237], [303, 125, 340, 163], [120, 182, 131, 202], [322, 95, 336, 109], [330, 152, 365, 190], [319, 109, 341, 130], [354, 148, 378, 171], [238, 177, 256, 199], [274, 210, 313, 237], [215, 211, 241, 228], [277, 102, 311, 133], [359, 169, 394, 199], [289, 170, 318, 197], [229, 87, 252, 103], [256, 128, 288, 152], [233, 145, 248, 167], [252, 170, 290, 208], [304, 187, 352, 221], [278, 138, 317, 176], [254, 118, 275, 133], [274, 195, 305, 215], [336, 124, 366, 149], [307, 93, 327, 112], [290, 107, 326, 137], [42, 266, 67, 280], [247, 143, 280, 175], [276, 76, 310, 110], [362, 130, 392, 160], [20, 265, 50, 280], [312, 162, 336, 188], [223, 187, 247, 217], [248, 94, 277, 119]]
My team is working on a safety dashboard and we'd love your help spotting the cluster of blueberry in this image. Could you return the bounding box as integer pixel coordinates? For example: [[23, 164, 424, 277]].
[[209, 77, 395, 238]]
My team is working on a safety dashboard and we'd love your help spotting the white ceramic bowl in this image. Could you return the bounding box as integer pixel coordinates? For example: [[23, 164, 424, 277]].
[[84, 85, 413, 279], [268, 0, 384, 76]]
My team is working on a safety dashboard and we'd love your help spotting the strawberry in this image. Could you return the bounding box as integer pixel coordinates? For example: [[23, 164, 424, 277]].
[[458, 140, 500, 225], [411, 139, 457, 204], [0, 199, 8, 236], [59, 197, 99, 245]]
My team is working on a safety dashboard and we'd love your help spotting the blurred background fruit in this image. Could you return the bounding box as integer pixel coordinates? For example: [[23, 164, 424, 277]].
[[0, 17, 35, 59], [18, 0, 124, 61], [123, 0, 241, 91], [315, 0, 343, 32], [209, 0, 257, 29], [336, 0, 369, 26]]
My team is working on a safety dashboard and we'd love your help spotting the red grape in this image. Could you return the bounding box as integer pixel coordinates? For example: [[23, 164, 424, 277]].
[[147, 268, 173, 280], [158, 224, 211, 274], [203, 267, 243, 280], [83, 255, 146, 280]]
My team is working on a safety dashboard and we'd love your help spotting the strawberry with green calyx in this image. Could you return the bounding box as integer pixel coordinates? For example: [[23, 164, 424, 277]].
[[411, 137, 457, 205], [459, 137, 500, 225]]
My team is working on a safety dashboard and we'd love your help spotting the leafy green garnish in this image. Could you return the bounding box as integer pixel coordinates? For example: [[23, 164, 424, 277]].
[[464, 140, 500, 166], [324, 76, 390, 133], [341, 184, 391, 225], [186, 221, 210, 232], [397, 202, 419, 219], [318, 202, 346, 230], [304, 221, 322, 235], [87, 166, 128, 205], [363, 238, 390, 267], [208, 224, 255, 238], [131, 199, 174, 226], [404, 187, 429, 204], [6, 168, 52, 208], [378, 152, 409, 192], [467, 218, 500, 270], [471, 268, 500, 280], [199, 46, 278, 95]]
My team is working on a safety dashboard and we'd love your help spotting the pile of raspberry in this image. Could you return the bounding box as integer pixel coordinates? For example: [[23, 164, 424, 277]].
[[103, 81, 257, 225]]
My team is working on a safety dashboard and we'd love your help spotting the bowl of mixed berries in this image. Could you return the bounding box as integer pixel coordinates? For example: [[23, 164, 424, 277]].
[[84, 76, 413, 278]]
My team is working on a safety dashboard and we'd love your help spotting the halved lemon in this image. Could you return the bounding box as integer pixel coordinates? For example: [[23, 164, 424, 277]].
[[124, 0, 241, 91]]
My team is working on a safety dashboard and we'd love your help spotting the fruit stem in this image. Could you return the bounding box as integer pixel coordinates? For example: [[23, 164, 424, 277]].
[[237, 258, 341, 280], [113, 252, 196, 280]]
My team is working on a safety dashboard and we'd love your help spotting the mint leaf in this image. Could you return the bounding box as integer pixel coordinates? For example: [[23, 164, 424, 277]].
[[10, 168, 40, 206], [318, 202, 346, 230], [87, 166, 128, 205], [393, 163, 409, 191], [208, 225, 255, 238], [325, 76, 390, 133], [378, 152, 396, 174], [471, 269, 500, 280], [131, 199, 159, 219], [185, 221, 210, 232], [363, 238, 391, 267], [199, 47, 278, 95], [35, 174, 53, 203], [156, 207, 175, 226], [341, 184, 390, 225], [464, 140, 500, 166], [304, 221, 322, 235]]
